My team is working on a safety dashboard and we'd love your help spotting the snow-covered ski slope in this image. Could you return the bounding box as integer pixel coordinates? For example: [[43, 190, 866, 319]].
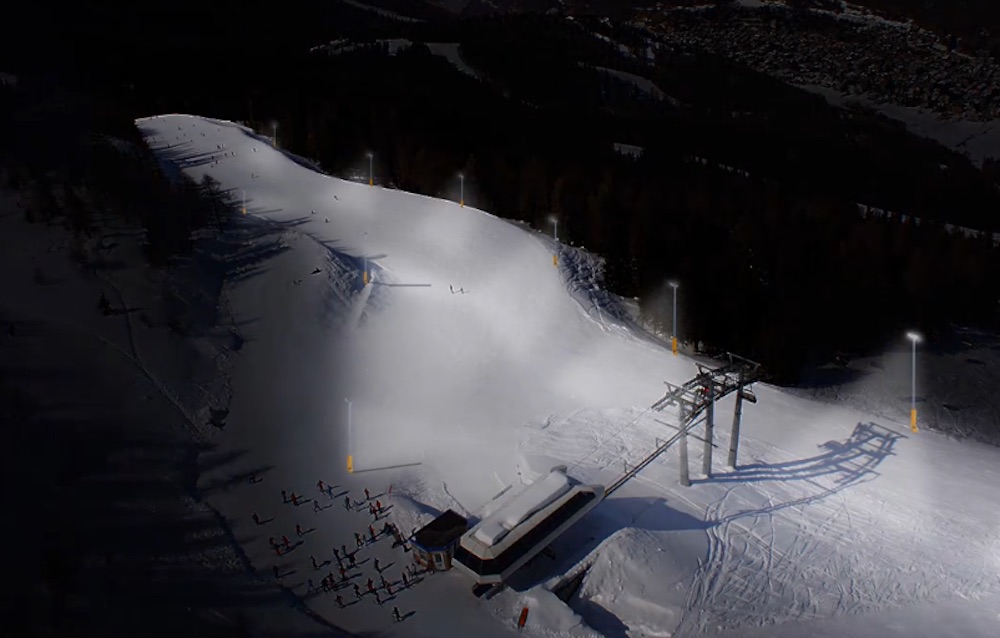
[[137, 114, 1000, 638]]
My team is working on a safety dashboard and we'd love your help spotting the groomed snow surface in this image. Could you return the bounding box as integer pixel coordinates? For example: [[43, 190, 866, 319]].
[[20, 112, 999, 637]]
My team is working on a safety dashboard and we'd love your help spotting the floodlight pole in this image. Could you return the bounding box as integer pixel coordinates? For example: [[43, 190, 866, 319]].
[[368, 152, 373, 187], [459, 173, 465, 207], [906, 332, 920, 432], [551, 218, 559, 267], [345, 398, 353, 473], [669, 282, 679, 355]]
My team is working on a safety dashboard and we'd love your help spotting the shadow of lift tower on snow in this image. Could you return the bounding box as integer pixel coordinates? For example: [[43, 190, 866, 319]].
[[519, 353, 904, 595]]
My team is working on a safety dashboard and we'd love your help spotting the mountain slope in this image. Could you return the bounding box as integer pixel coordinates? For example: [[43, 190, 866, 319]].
[[135, 114, 1000, 638]]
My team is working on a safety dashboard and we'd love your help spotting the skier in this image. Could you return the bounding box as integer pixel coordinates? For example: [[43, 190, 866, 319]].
[[306, 578, 316, 594], [327, 485, 335, 499], [273, 565, 281, 579], [355, 532, 363, 548], [353, 583, 362, 599], [380, 575, 388, 590], [253, 513, 261, 525], [392, 606, 402, 622], [296, 523, 305, 537], [321, 577, 330, 593], [313, 500, 322, 514], [268, 537, 277, 549], [291, 492, 299, 506], [317, 480, 325, 493], [310, 555, 318, 570], [364, 488, 370, 501], [449, 284, 455, 294], [376, 500, 382, 513], [369, 503, 377, 517], [282, 535, 291, 550], [344, 496, 351, 510], [336, 594, 344, 608], [348, 552, 356, 568], [374, 589, 381, 605], [366, 578, 375, 593], [373, 558, 380, 573], [339, 565, 347, 581], [333, 547, 341, 561], [369, 526, 376, 543], [341, 544, 348, 558]]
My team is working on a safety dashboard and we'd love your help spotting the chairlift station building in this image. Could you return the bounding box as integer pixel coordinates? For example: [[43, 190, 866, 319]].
[[451, 466, 604, 586]]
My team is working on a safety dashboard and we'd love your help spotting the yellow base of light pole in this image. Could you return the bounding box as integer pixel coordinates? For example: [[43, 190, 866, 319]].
[[553, 254, 558, 267], [910, 408, 918, 433], [369, 178, 373, 187], [672, 336, 678, 355], [363, 271, 369, 285], [460, 199, 464, 207], [347, 454, 353, 473], [241, 207, 247, 215]]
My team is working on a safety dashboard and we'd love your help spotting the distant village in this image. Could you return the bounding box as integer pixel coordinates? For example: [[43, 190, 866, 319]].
[[636, 4, 1000, 122]]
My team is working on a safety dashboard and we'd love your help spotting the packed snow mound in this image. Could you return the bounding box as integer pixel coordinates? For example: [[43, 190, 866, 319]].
[[498, 585, 603, 637], [572, 528, 691, 638]]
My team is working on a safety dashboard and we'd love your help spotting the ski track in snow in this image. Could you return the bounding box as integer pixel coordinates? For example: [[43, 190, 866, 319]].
[[95, 270, 204, 433]]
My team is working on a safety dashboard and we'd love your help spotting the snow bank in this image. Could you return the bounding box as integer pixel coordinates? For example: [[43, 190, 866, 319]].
[[496, 585, 602, 637], [572, 528, 690, 637]]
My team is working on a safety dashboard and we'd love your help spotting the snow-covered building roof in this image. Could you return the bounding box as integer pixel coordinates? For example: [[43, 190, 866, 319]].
[[613, 142, 644, 159], [454, 468, 604, 584], [473, 468, 570, 546]]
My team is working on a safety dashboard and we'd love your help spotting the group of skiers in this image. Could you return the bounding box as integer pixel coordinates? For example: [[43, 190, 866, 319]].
[[268, 479, 413, 623]]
